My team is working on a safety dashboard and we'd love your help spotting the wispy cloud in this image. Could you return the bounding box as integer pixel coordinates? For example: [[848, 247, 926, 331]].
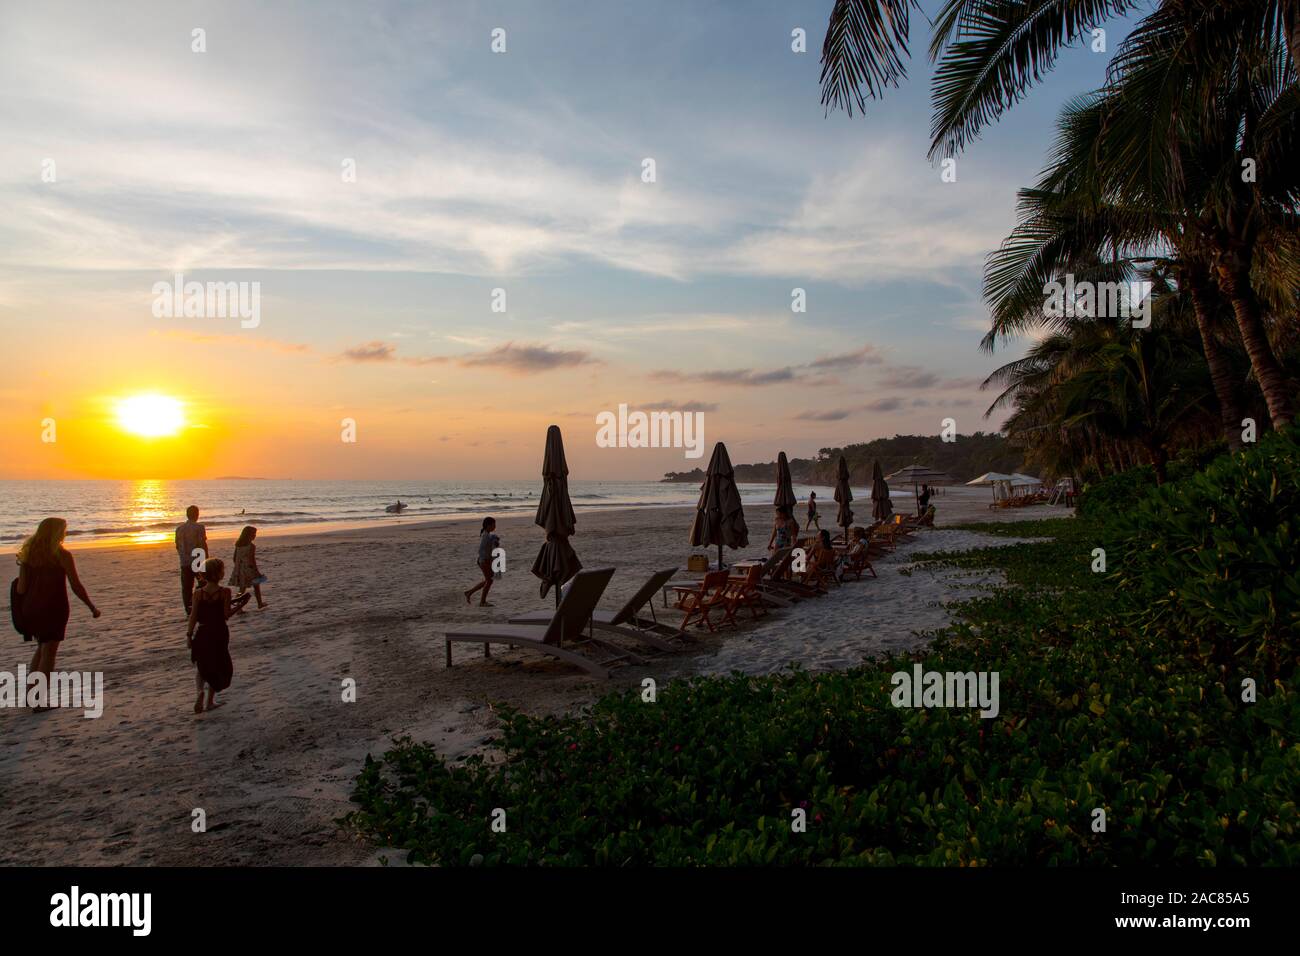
[[652, 342, 887, 388], [641, 399, 719, 412], [794, 408, 854, 421], [457, 342, 597, 374], [340, 341, 396, 362], [649, 366, 797, 387]]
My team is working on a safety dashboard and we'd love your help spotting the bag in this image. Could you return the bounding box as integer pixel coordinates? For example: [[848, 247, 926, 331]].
[[687, 554, 709, 572], [10, 578, 31, 641]]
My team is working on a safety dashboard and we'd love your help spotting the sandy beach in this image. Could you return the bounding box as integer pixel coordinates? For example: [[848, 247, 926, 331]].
[[0, 490, 1062, 866]]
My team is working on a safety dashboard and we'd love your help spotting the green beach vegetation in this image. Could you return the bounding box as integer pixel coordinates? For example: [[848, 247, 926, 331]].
[[342, 430, 1299, 865]]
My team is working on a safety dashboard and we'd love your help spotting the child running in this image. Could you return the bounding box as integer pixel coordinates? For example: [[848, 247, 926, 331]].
[[464, 517, 499, 607]]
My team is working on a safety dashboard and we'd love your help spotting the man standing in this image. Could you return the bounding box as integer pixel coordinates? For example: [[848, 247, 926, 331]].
[[918, 484, 932, 517], [175, 505, 208, 615]]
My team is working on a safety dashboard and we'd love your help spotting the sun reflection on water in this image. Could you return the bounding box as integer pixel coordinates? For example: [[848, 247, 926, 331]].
[[126, 479, 171, 544]]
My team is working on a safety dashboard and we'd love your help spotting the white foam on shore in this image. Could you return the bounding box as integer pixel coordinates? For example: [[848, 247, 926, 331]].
[[697, 528, 1040, 677]]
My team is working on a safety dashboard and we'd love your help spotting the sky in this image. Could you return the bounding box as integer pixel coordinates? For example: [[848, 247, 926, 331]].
[[0, 0, 1136, 480]]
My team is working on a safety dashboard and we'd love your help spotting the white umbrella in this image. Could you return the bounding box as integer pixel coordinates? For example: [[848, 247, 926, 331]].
[[967, 472, 1015, 501]]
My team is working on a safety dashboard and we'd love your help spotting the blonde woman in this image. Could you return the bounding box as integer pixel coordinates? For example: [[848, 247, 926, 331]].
[[15, 518, 100, 691]]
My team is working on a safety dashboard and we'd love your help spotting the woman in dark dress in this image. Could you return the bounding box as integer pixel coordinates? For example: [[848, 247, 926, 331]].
[[185, 557, 237, 714], [16, 518, 101, 693]]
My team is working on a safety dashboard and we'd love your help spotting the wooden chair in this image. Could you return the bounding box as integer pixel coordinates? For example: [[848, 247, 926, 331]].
[[721, 563, 770, 626], [671, 570, 732, 632]]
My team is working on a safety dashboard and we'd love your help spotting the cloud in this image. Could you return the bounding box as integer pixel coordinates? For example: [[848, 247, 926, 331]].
[[640, 400, 720, 412], [341, 341, 396, 362], [862, 398, 902, 412], [457, 342, 597, 374], [651, 343, 891, 389], [649, 366, 796, 387], [794, 408, 854, 421], [808, 345, 884, 369]]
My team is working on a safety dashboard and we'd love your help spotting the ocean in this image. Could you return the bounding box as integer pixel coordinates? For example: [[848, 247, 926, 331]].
[[0, 478, 911, 549]]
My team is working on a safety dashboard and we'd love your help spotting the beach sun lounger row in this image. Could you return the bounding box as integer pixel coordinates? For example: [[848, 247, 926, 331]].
[[444, 517, 936, 677]]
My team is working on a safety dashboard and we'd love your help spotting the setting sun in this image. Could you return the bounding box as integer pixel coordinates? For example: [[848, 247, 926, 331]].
[[114, 394, 186, 438]]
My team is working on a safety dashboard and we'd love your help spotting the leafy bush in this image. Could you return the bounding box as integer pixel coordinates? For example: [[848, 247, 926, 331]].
[[1107, 426, 1300, 677], [343, 517, 1300, 866], [1077, 466, 1159, 518]]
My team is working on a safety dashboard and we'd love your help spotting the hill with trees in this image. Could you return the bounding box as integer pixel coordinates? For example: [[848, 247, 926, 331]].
[[661, 433, 1024, 485]]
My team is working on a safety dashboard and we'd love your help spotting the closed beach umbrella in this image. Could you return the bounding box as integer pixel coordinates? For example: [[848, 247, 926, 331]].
[[871, 460, 893, 522], [689, 441, 749, 569], [833, 455, 854, 533], [774, 451, 797, 513], [531, 425, 582, 604]]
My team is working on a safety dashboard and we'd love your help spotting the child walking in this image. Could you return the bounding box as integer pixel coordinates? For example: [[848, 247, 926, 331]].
[[231, 525, 268, 609], [464, 517, 499, 607]]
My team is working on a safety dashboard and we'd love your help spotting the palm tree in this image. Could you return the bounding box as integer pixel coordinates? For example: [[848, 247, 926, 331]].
[[982, 94, 1251, 447], [820, 0, 1296, 158], [983, 307, 1215, 482]]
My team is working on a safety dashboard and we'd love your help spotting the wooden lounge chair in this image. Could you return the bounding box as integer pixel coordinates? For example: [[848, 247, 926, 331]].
[[444, 567, 627, 677], [840, 541, 877, 581], [729, 552, 796, 607], [719, 563, 771, 626], [762, 547, 824, 598], [509, 567, 685, 652], [671, 570, 733, 632]]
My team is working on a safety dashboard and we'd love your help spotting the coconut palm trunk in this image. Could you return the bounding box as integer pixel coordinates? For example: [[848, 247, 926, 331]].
[[1184, 266, 1244, 450], [1215, 249, 1294, 429]]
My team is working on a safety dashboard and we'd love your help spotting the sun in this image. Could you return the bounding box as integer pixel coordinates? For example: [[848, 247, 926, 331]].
[[114, 394, 186, 438]]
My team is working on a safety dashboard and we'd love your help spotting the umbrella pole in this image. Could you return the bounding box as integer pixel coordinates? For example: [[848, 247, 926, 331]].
[[717, 542, 724, 571]]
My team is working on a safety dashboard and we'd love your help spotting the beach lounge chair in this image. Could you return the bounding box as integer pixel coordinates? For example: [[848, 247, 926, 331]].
[[731, 551, 796, 607], [840, 542, 877, 581], [762, 547, 824, 598], [719, 563, 771, 626], [444, 567, 626, 677], [671, 570, 733, 632], [509, 567, 685, 652]]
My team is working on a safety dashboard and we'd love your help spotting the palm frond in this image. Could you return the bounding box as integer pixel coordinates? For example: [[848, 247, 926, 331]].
[[820, 0, 917, 115]]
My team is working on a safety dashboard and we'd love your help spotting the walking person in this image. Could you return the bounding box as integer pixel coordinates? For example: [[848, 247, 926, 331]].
[[174, 505, 208, 616], [14, 518, 100, 695], [464, 517, 499, 607], [805, 492, 820, 531], [231, 526, 268, 609], [186, 557, 237, 713], [918, 484, 933, 517]]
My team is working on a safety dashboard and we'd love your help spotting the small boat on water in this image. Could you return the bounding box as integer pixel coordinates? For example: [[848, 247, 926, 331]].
[[385, 500, 407, 514]]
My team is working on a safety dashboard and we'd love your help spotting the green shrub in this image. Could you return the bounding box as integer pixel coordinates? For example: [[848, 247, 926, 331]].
[[1107, 427, 1300, 677], [1077, 467, 1159, 518]]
